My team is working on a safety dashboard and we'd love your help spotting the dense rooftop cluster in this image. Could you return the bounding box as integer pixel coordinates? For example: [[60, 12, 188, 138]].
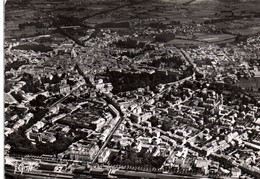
[[4, 0, 260, 178]]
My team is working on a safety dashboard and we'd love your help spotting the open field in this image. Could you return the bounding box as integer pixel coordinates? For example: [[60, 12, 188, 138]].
[[239, 77, 260, 91], [196, 33, 235, 43], [166, 39, 204, 47], [226, 26, 260, 36]]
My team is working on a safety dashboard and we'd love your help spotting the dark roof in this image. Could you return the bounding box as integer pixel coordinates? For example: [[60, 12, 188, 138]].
[[10, 91, 24, 103]]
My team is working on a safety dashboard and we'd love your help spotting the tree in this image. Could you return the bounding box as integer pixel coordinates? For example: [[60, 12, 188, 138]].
[[6, 131, 35, 154], [30, 94, 47, 107], [150, 116, 159, 127], [161, 121, 172, 131]]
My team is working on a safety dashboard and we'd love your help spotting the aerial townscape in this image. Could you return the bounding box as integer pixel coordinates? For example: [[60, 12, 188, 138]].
[[3, 0, 260, 178]]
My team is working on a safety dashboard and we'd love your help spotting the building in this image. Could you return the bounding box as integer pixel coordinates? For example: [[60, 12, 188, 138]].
[[108, 104, 119, 117], [13, 119, 25, 130], [51, 114, 66, 123], [60, 84, 70, 96], [5, 127, 14, 136], [195, 158, 209, 175], [5, 93, 18, 105], [231, 167, 241, 178], [32, 121, 45, 131], [225, 132, 238, 143], [68, 143, 99, 161], [91, 118, 106, 132], [98, 148, 111, 164], [39, 132, 56, 143], [24, 113, 34, 124]]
